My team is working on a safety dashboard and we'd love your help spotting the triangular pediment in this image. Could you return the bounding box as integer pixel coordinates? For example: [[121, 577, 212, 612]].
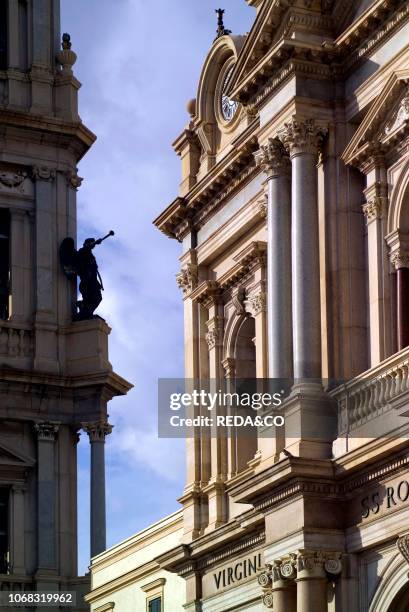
[[343, 69, 409, 167], [229, 0, 337, 104], [0, 440, 35, 467]]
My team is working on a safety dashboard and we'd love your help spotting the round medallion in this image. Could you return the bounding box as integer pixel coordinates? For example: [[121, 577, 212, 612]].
[[221, 65, 239, 122]]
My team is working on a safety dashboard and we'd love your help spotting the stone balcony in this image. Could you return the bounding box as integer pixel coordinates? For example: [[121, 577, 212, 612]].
[[330, 346, 409, 457]]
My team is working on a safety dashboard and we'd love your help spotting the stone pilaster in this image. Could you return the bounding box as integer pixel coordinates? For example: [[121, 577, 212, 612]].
[[32, 166, 58, 372], [10, 484, 26, 575], [9, 208, 31, 323], [360, 150, 392, 366], [35, 421, 59, 572], [83, 422, 113, 558], [203, 288, 227, 531]]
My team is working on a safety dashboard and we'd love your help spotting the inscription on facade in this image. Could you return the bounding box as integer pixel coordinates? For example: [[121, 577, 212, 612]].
[[360, 479, 409, 519], [213, 553, 262, 590]]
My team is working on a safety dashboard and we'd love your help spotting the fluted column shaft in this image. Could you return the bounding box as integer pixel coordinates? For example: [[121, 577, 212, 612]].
[[279, 118, 327, 383], [83, 422, 112, 558], [255, 139, 292, 379]]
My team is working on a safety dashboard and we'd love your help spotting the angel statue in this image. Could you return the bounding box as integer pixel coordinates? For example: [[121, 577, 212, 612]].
[[60, 231, 114, 320]]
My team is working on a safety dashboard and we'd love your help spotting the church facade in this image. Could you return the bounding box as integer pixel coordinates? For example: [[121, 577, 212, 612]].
[[0, 2, 130, 610], [154, 0, 409, 610]]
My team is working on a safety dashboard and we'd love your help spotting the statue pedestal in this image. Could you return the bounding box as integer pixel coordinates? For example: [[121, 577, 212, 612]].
[[65, 317, 112, 375]]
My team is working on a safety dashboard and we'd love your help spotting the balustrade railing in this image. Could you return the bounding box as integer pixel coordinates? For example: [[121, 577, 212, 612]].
[[0, 322, 33, 360], [0, 575, 33, 591], [330, 346, 409, 435]]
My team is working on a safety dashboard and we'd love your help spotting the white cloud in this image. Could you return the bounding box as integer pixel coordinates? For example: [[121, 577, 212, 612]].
[[108, 427, 185, 484]]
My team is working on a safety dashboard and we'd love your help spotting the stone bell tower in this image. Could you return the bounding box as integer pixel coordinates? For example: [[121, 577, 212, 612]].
[[0, 1, 131, 609]]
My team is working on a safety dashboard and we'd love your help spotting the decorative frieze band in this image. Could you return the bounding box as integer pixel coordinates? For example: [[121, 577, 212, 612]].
[[278, 117, 327, 158]]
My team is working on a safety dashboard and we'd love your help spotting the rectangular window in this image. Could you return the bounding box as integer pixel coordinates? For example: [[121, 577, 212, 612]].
[[0, 489, 9, 574], [0, 0, 7, 70], [148, 598, 161, 612], [0, 209, 10, 320]]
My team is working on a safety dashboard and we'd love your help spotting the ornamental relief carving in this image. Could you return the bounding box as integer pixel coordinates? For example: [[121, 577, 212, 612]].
[[0, 170, 27, 192], [390, 249, 409, 270], [65, 169, 83, 190], [35, 421, 60, 441], [206, 316, 224, 350], [176, 264, 198, 295], [397, 534, 409, 565], [254, 138, 290, 178], [278, 117, 327, 158], [206, 328, 220, 350], [258, 550, 342, 602], [249, 292, 267, 316], [32, 166, 56, 181], [384, 95, 409, 136], [257, 194, 268, 221], [82, 421, 113, 442], [362, 197, 385, 222]]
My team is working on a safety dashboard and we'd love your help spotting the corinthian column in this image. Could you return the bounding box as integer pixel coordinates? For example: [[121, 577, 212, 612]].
[[255, 138, 292, 380], [279, 118, 327, 385], [83, 422, 112, 558]]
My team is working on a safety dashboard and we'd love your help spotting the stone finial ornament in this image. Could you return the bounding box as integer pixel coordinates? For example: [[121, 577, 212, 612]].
[[62, 33, 72, 50], [215, 9, 232, 40], [56, 32, 77, 76]]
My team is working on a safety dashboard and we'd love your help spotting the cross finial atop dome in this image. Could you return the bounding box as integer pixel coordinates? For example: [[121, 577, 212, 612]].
[[215, 8, 232, 40]]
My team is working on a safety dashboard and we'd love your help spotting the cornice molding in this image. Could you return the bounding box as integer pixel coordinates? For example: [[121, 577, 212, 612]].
[[227, 0, 409, 111], [154, 130, 259, 240], [190, 241, 267, 306]]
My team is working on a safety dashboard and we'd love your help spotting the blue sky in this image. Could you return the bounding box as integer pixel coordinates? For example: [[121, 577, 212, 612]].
[[60, 0, 255, 573]]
